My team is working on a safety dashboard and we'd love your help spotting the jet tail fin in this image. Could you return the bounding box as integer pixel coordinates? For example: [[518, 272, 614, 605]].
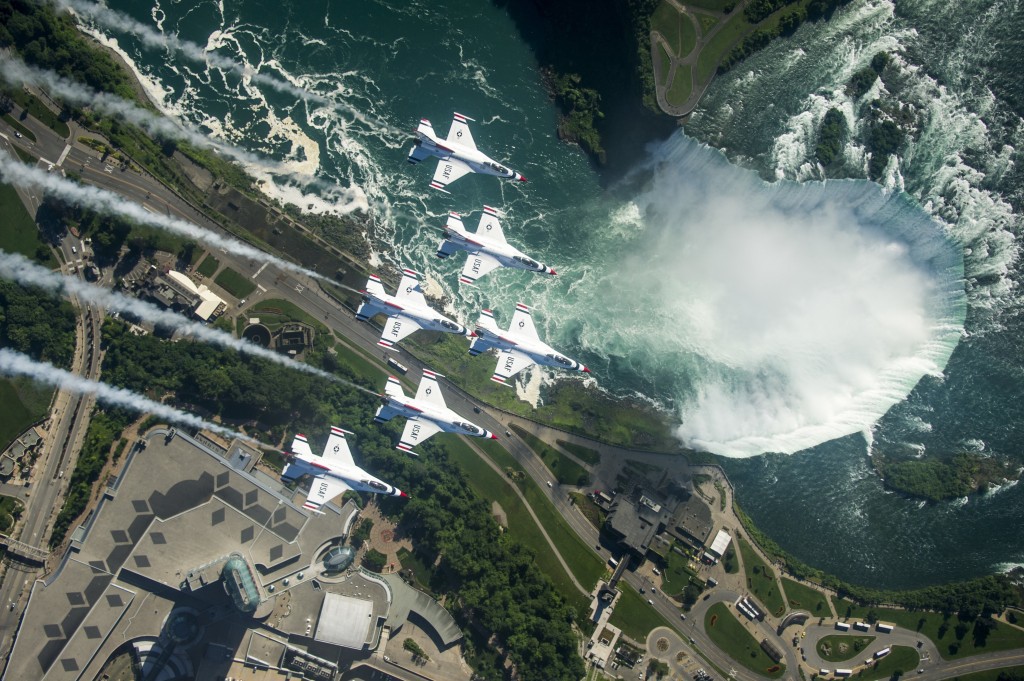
[[415, 119, 437, 141], [384, 375, 406, 399]]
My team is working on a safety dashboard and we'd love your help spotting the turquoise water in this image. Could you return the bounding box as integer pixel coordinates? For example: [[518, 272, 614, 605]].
[[80, 0, 1023, 588]]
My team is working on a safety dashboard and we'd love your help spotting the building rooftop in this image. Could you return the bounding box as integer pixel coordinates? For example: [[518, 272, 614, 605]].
[[3, 428, 358, 681]]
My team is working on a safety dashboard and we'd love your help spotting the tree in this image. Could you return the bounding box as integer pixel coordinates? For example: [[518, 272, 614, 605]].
[[362, 548, 387, 572]]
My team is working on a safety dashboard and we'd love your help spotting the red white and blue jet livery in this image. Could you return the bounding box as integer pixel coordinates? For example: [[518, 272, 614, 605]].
[[355, 268, 472, 349], [470, 303, 591, 385], [437, 206, 557, 285], [374, 370, 497, 454], [408, 112, 527, 193], [282, 426, 407, 513]]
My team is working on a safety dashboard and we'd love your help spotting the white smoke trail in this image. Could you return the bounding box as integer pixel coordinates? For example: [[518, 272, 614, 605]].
[[0, 160, 329, 283], [0, 55, 300, 178], [57, 0, 400, 134], [0, 347, 254, 442], [0, 250, 340, 382], [0, 55, 368, 211]]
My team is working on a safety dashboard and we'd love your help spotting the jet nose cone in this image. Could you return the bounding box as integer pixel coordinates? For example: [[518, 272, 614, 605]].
[[582, 366, 591, 373], [517, 174, 527, 182], [490, 432, 499, 440], [400, 491, 409, 498], [548, 268, 557, 276], [467, 330, 476, 338]]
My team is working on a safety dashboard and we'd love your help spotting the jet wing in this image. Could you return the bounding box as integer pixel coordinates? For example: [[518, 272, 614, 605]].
[[394, 269, 428, 308], [302, 475, 351, 513], [415, 369, 447, 408], [321, 426, 355, 468], [397, 417, 442, 454], [510, 303, 539, 340], [290, 433, 315, 458], [459, 252, 502, 285], [446, 113, 477, 150], [430, 158, 473, 192], [491, 349, 536, 385], [476, 206, 506, 242], [379, 314, 423, 348], [374, 403, 401, 423]]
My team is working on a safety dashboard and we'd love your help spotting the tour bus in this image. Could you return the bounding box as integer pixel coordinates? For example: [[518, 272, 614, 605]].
[[835, 621, 851, 631], [876, 622, 894, 633], [608, 557, 619, 568], [386, 356, 409, 374], [874, 647, 891, 659], [835, 669, 853, 677]]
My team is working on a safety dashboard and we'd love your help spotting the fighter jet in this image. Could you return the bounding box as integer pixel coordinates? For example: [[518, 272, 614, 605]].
[[282, 425, 407, 513], [356, 268, 472, 350], [437, 206, 557, 285], [407, 112, 527, 193], [374, 370, 497, 454], [470, 303, 590, 385]]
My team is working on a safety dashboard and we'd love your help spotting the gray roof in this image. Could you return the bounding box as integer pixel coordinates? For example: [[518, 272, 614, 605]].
[[382, 573, 463, 648]]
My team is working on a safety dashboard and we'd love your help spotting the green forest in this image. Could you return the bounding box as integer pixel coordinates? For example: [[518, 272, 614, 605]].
[[95, 320, 585, 681], [0, 279, 76, 368]]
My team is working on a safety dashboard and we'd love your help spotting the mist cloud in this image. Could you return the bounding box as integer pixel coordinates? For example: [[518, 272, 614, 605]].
[[552, 135, 965, 456]]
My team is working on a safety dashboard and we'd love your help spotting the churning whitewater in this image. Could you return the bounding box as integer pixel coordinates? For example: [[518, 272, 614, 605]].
[[78, 0, 971, 459]]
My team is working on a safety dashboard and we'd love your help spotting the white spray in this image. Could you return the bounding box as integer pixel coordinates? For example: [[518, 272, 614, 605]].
[[0, 250, 339, 383], [0, 347, 253, 442], [0, 160, 328, 283], [56, 0, 400, 135]]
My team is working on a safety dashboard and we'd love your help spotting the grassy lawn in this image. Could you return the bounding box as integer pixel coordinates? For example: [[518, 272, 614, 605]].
[[781, 577, 830, 617], [474, 438, 606, 590], [196, 253, 220, 277], [0, 378, 52, 451], [0, 183, 58, 267], [609, 582, 675, 641], [3, 114, 36, 142], [249, 298, 327, 332], [704, 602, 786, 678], [696, 12, 751, 83], [860, 646, 920, 681], [652, 0, 683, 56], [441, 438, 589, 615], [736, 535, 785, 617], [406, 332, 676, 450], [569, 492, 605, 529], [832, 598, 1024, 660], [682, 0, 737, 11], [213, 267, 256, 299], [679, 13, 698, 57], [260, 449, 286, 472], [662, 546, 702, 597], [654, 40, 672, 88], [556, 440, 600, 466], [396, 546, 436, 594], [333, 340, 388, 386], [12, 146, 35, 164], [943, 667, 1024, 681], [817, 634, 876, 662], [510, 424, 589, 486], [9, 90, 70, 138], [0, 495, 23, 533], [699, 13, 720, 33], [666, 68, 693, 107]]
